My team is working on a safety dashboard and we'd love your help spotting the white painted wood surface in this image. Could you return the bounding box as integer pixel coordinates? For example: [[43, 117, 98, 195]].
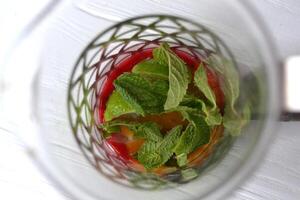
[[0, 0, 300, 199]]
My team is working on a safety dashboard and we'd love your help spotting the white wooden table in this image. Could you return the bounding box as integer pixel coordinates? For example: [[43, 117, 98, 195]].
[[0, 0, 300, 199]]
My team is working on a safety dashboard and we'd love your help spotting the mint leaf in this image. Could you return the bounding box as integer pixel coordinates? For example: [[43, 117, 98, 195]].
[[99, 120, 137, 138], [172, 124, 193, 155], [157, 125, 182, 167], [181, 95, 222, 126], [223, 101, 251, 136], [181, 168, 198, 181], [206, 55, 239, 106], [114, 73, 169, 116], [160, 125, 182, 151], [153, 43, 191, 110], [176, 153, 188, 167], [137, 142, 162, 169], [101, 119, 163, 137], [100, 120, 137, 129], [206, 54, 251, 136], [173, 110, 210, 166], [132, 59, 169, 79], [194, 63, 218, 108], [205, 109, 222, 126], [134, 122, 163, 142], [193, 64, 222, 125], [137, 125, 182, 169], [104, 91, 135, 121], [173, 124, 195, 167], [100, 120, 164, 142]]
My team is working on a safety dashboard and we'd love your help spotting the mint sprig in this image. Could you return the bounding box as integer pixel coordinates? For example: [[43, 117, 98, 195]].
[[181, 95, 222, 126], [137, 142, 162, 169], [172, 108, 210, 166], [206, 54, 251, 136], [153, 43, 191, 110], [174, 114, 210, 151], [132, 59, 169, 79], [194, 64, 218, 108], [134, 122, 163, 142], [101, 44, 251, 170], [137, 125, 182, 169], [114, 73, 169, 116], [194, 63, 222, 125], [104, 90, 136, 121]]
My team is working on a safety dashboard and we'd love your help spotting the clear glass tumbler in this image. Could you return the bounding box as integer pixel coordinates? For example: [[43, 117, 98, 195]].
[[1, 0, 298, 200]]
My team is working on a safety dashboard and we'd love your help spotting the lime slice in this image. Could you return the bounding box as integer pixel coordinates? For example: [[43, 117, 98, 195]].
[[132, 59, 168, 79], [104, 91, 135, 121]]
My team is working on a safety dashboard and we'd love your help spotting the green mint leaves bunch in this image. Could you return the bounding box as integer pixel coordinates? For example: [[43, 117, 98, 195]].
[[101, 43, 251, 170]]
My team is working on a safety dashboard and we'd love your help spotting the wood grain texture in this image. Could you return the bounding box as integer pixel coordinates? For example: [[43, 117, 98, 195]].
[[233, 122, 300, 200], [0, 0, 300, 200]]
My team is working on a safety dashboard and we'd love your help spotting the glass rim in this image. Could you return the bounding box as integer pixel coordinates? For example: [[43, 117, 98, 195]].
[[9, 0, 281, 199]]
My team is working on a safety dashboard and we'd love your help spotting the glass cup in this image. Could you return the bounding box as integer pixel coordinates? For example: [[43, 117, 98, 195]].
[[1, 0, 298, 200]]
